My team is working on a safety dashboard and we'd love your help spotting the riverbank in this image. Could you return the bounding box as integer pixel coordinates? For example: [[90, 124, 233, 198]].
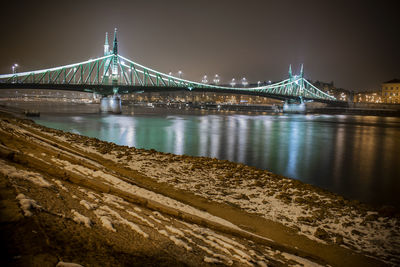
[[0, 110, 399, 266]]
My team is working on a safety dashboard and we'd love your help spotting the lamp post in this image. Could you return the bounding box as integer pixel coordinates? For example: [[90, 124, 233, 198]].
[[11, 64, 18, 83], [241, 77, 248, 87], [213, 74, 220, 85], [12, 63, 18, 74], [230, 78, 236, 87], [178, 70, 182, 79]]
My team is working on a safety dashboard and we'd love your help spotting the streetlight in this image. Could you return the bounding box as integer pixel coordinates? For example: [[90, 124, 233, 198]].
[[178, 70, 182, 79], [12, 63, 19, 74], [213, 74, 220, 85], [257, 81, 261, 87], [230, 78, 236, 87], [201, 75, 208, 84], [241, 77, 248, 87], [11, 64, 18, 83]]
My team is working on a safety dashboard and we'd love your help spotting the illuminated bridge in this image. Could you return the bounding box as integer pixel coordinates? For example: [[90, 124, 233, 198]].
[[0, 29, 338, 110]]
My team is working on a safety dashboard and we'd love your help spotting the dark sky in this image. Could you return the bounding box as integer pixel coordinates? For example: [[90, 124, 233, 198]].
[[0, 0, 398, 91]]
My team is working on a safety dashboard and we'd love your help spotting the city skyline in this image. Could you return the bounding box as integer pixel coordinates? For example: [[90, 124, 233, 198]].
[[0, 0, 398, 92]]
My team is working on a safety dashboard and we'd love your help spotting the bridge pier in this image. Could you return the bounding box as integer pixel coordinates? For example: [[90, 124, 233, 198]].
[[283, 99, 306, 113], [100, 95, 122, 114]]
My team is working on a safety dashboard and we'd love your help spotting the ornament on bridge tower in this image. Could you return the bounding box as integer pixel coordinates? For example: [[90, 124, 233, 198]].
[[300, 64, 304, 78], [103, 32, 112, 83], [112, 28, 119, 82]]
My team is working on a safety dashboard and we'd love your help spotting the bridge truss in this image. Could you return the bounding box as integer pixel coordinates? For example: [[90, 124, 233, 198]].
[[0, 54, 336, 102]]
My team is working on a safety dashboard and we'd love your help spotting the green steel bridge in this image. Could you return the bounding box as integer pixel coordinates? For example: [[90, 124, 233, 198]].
[[0, 29, 337, 104]]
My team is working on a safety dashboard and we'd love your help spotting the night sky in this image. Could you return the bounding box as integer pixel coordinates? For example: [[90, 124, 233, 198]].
[[0, 0, 398, 91]]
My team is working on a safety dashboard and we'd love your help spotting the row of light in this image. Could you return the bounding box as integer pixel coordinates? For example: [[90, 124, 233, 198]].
[[10, 62, 271, 88]]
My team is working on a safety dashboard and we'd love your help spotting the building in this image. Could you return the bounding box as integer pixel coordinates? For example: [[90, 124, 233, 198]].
[[312, 80, 350, 101], [353, 91, 382, 103], [382, 79, 400, 103]]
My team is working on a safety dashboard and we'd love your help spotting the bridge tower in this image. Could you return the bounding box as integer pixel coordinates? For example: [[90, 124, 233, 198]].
[[100, 28, 121, 114], [283, 64, 306, 113], [111, 28, 119, 90], [103, 32, 112, 83]]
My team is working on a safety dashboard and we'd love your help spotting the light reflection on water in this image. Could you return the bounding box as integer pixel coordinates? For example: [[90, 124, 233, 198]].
[[31, 107, 400, 208]]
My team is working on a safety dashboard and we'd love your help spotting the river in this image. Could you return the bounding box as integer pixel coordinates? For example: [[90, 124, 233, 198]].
[[4, 101, 400, 208]]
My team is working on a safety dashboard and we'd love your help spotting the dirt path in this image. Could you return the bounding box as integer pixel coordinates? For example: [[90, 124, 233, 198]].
[[0, 111, 395, 266]]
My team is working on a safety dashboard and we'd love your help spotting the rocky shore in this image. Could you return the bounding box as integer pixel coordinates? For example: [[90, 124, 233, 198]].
[[0, 110, 399, 266]]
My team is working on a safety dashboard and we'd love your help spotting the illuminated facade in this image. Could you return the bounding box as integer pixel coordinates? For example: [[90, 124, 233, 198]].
[[353, 91, 382, 103], [120, 91, 281, 105], [313, 80, 350, 101], [382, 79, 400, 103]]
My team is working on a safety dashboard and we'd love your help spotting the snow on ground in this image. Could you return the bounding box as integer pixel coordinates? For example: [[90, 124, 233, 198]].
[[50, 157, 242, 232], [3, 163, 319, 266], [3, 119, 398, 266], [58, 138, 400, 265], [72, 182, 287, 265], [53, 179, 69, 192], [0, 159, 52, 188], [71, 209, 92, 228], [16, 193, 41, 217]]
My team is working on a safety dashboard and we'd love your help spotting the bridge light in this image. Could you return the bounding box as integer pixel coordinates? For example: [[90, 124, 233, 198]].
[[201, 75, 208, 84], [178, 70, 182, 78], [257, 81, 261, 87], [12, 64, 18, 74], [230, 78, 236, 87], [241, 77, 248, 87], [213, 74, 220, 85]]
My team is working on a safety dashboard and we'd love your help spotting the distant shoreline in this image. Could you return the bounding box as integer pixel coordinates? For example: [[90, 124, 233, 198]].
[[1, 98, 400, 116]]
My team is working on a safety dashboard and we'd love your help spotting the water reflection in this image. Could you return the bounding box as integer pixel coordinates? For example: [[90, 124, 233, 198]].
[[35, 110, 400, 207]]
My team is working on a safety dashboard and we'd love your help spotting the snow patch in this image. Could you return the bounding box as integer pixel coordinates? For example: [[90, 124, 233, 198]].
[[204, 256, 223, 264], [71, 209, 92, 228], [16, 194, 41, 216], [96, 205, 148, 238], [53, 179, 69, 191], [79, 200, 97, 210], [126, 210, 155, 228], [148, 215, 162, 224], [99, 216, 116, 232], [153, 211, 170, 221], [165, 225, 185, 237], [0, 160, 51, 187], [169, 236, 192, 251], [281, 252, 323, 267]]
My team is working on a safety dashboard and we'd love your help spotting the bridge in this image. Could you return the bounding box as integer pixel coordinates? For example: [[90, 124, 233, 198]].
[[0, 29, 338, 112]]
